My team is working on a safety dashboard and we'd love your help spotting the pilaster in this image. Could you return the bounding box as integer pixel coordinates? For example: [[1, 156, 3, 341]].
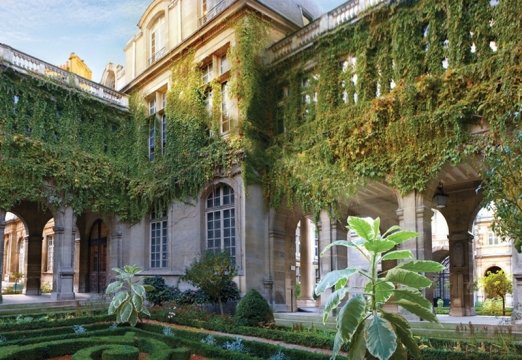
[[448, 231, 475, 316], [51, 206, 76, 300], [0, 209, 5, 302]]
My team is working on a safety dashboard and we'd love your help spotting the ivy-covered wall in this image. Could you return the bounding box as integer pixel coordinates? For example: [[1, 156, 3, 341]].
[[264, 0, 521, 216], [0, 0, 520, 224]]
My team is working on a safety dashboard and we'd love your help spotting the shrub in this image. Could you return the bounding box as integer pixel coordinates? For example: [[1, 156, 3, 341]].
[[234, 289, 273, 326], [174, 289, 208, 305], [143, 276, 175, 306]]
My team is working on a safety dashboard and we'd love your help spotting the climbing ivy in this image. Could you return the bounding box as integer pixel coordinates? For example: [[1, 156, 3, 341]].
[[264, 0, 521, 216], [0, 0, 520, 229]]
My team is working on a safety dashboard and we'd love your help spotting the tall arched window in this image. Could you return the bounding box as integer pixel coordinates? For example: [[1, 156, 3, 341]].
[[206, 184, 236, 262], [149, 16, 165, 65]]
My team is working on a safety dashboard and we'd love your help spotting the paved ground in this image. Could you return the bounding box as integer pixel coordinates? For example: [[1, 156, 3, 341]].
[[0, 293, 104, 306]]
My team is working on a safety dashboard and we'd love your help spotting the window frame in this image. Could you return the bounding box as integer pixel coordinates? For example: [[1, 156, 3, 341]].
[[150, 209, 168, 269]]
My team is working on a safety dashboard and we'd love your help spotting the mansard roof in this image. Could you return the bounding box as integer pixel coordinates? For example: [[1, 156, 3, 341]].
[[257, 0, 322, 26]]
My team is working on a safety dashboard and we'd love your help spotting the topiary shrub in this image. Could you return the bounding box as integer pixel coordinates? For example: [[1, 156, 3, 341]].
[[143, 276, 175, 306], [234, 289, 273, 327]]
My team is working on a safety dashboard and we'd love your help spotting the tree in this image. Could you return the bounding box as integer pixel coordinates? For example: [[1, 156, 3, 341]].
[[483, 108, 522, 252], [106, 265, 152, 326], [182, 251, 237, 315], [481, 269, 512, 316], [315, 216, 444, 360]]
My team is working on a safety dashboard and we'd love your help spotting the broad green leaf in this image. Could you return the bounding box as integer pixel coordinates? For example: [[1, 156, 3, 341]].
[[347, 320, 367, 360], [321, 240, 359, 256], [141, 306, 151, 317], [373, 217, 381, 239], [109, 291, 128, 314], [120, 302, 133, 323], [132, 293, 143, 311], [335, 277, 348, 291], [390, 342, 407, 360], [348, 217, 374, 242], [386, 231, 418, 245], [315, 268, 358, 296], [332, 332, 344, 360], [365, 314, 397, 360], [381, 250, 413, 261], [392, 288, 431, 309], [323, 287, 349, 324], [128, 310, 138, 327], [365, 239, 396, 253], [396, 299, 438, 323], [397, 260, 445, 273], [385, 268, 432, 289], [105, 281, 123, 294], [382, 225, 401, 238], [131, 284, 146, 297], [381, 311, 421, 359], [338, 295, 366, 342], [143, 284, 154, 292], [365, 280, 394, 304]]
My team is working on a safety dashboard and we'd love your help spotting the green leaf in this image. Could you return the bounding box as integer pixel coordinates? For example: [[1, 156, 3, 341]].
[[365, 314, 397, 360], [141, 306, 151, 317], [332, 332, 344, 360], [365, 280, 394, 304], [320, 240, 359, 256], [109, 292, 128, 315], [347, 320, 367, 360], [348, 216, 374, 242], [385, 268, 432, 289], [390, 342, 407, 360], [396, 299, 438, 323], [381, 250, 413, 261], [365, 239, 396, 253], [105, 281, 123, 294], [335, 277, 348, 291], [131, 284, 146, 297], [119, 302, 133, 323], [373, 217, 381, 239], [397, 260, 445, 273], [382, 225, 401, 238], [386, 231, 418, 245], [323, 287, 349, 324], [381, 311, 421, 359], [128, 310, 138, 327], [132, 293, 143, 311], [338, 295, 366, 342], [315, 268, 358, 296], [392, 288, 431, 309]]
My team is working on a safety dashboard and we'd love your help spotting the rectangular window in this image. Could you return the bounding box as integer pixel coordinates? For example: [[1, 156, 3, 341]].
[[207, 211, 221, 252], [220, 54, 230, 75], [149, 98, 156, 115], [202, 62, 213, 83], [204, 90, 213, 116], [149, 121, 155, 161], [47, 236, 54, 272], [161, 92, 167, 110], [161, 114, 167, 153], [221, 82, 230, 134], [150, 210, 168, 268]]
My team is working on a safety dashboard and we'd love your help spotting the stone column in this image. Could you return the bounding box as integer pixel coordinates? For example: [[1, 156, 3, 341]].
[[298, 219, 315, 306], [24, 234, 43, 295], [397, 191, 434, 316], [0, 209, 5, 302], [448, 231, 475, 316], [109, 218, 123, 275], [51, 207, 76, 300]]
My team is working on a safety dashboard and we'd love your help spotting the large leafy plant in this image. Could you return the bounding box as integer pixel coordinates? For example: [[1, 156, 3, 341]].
[[316, 217, 444, 360], [106, 265, 152, 326]]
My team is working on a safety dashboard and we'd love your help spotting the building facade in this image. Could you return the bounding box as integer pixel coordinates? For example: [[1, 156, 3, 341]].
[[0, 0, 520, 318]]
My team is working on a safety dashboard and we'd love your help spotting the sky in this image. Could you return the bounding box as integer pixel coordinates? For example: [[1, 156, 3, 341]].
[[0, 0, 345, 82]]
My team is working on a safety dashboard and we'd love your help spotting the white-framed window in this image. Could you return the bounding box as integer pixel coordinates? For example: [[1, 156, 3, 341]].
[[46, 236, 53, 272], [204, 89, 213, 115], [202, 62, 213, 83], [206, 184, 236, 263], [148, 120, 156, 161], [488, 231, 500, 245], [149, 98, 156, 115], [295, 221, 301, 260], [150, 17, 165, 64], [161, 114, 167, 154], [150, 209, 168, 268], [220, 82, 231, 134], [18, 237, 25, 274], [220, 54, 230, 75]]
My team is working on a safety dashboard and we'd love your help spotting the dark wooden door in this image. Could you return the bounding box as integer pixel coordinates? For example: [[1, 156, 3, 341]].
[[88, 220, 107, 293]]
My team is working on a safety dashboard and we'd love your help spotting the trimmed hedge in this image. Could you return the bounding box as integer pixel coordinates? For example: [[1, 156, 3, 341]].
[[0, 313, 113, 332], [73, 344, 139, 360], [422, 349, 522, 360], [234, 289, 273, 326]]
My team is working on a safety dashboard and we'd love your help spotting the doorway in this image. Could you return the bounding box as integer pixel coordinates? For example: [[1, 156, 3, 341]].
[[88, 220, 107, 293]]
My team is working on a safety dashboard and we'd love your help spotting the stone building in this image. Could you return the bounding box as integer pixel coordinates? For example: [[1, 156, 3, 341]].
[[60, 52, 93, 80], [0, 0, 520, 318]]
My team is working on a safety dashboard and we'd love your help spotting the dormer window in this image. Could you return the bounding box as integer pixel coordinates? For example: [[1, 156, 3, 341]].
[[149, 16, 166, 65]]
